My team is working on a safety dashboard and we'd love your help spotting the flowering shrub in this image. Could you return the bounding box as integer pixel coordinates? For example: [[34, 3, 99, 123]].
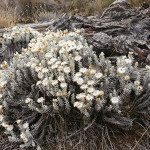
[[0, 28, 150, 149]]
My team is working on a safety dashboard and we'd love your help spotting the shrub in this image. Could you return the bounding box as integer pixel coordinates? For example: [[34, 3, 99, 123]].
[[0, 28, 149, 149]]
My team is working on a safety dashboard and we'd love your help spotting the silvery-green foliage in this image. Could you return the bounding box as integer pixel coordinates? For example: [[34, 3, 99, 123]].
[[0, 28, 150, 149]]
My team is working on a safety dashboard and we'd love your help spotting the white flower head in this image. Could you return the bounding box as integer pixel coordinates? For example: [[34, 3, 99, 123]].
[[20, 132, 28, 143], [93, 90, 100, 97], [60, 82, 67, 88], [38, 72, 44, 79], [95, 73, 103, 79], [64, 67, 71, 74], [45, 52, 52, 58], [80, 84, 88, 90], [51, 80, 58, 86], [86, 94, 94, 101], [37, 97, 45, 103], [58, 76, 65, 82], [87, 80, 95, 85], [42, 68, 49, 73], [79, 68, 87, 73], [25, 98, 32, 104], [75, 55, 82, 61], [74, 101, 84, 109], [90, 69, 96, 75], [42, 78, 49, 86], [110, 96, 120, 104], [76, 93, 86, 100], [87, 87, 95, 93], [117, 67, 126, 74], [76, 78, 84, 85], [6, 125, 14, 131], [134, 80, 140, 86], [23, 122, 29, 129], [0, 115, 4, 122]]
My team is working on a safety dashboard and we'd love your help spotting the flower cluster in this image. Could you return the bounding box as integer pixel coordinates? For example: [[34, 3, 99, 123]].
[[0, 28, 150, 149], [0, 26, 41, 63]]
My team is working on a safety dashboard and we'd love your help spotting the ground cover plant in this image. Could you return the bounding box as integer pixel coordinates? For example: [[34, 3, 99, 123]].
[[0, 27, 149, 150]]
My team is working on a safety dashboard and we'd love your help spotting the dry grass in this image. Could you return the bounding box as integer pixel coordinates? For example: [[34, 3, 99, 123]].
[[0, 7, 17, 28], [0, 0, 148, 28]]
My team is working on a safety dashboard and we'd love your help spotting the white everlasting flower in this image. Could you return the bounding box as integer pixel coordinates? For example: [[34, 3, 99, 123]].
[[60, 82, 67, 88], [137, 86, 143, 91], [45, 52, 52, 58], [80, 84, 88, 90], [64, 67, 71, 74], [134, 80, 140, 86], [49, 58, 57, 64], [0, 105, 3, 111], [75, 72, 82, 77], [95, 72, 103, 79], [38, 72, 44, 79], [76, 93, 86, 100], [87, 87, 95, 93], [58, 76, 65, 82], [124, 75, 130, 81], [0, 115, 4, 122], [76, 44, 83, 50], [42, 78, 49, 86], [42, 68, 49, 73], [37, 97, 45, 103], [35, 66, 42, 72], [79, 68, 87, 73], [117, 67, 126, 74], [90, 69, 96, 75], [74, 101, 84, 109], [2, 122, 8, 128], [20, 132, 28, 143], [0, 81, 7, 87], [36, 81, 42, 86], [87, 80, 95, 85], [51, 80, 58, 86], [25, 98, 32, 104], [76, 78, 84, 85], [0, 94, 3, 98], [86, 94, 94, 101], [75, 55, 82, 61], [51, 64, 58, 69], [23, 122, 29, 129], [16, 120, 22, 124], [110, 96, 120, 104], [93, 90, 100, 97], [99, 90, 104, 96], [7, 125, 14, 131]]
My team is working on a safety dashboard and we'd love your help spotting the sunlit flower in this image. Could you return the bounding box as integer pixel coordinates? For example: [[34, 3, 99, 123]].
[[76, 78, 84, 85], [87, 80, 95, 85], [110, 96, 120, 104], [58, 76, 65, 82], [87, 87, 95, 93], [95, 73, 103, 79], [134, 80, 140, 86], [25, 98, 32, 104], [74, 101, 84, 109], [75, 55, 82, 61], [93, 90, 100, 97], [80, 84, 88, 90], [76, 93, 86, 100], [51, 80, 58, 86], [86, 94, 94, 101], [117, 67, 126, 74], [42, 68, 49, 73], [37, 97, 45, 103], [64, 67, 71, 74], [79, 68, 87, 73], [60, 82, 67, 88]]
